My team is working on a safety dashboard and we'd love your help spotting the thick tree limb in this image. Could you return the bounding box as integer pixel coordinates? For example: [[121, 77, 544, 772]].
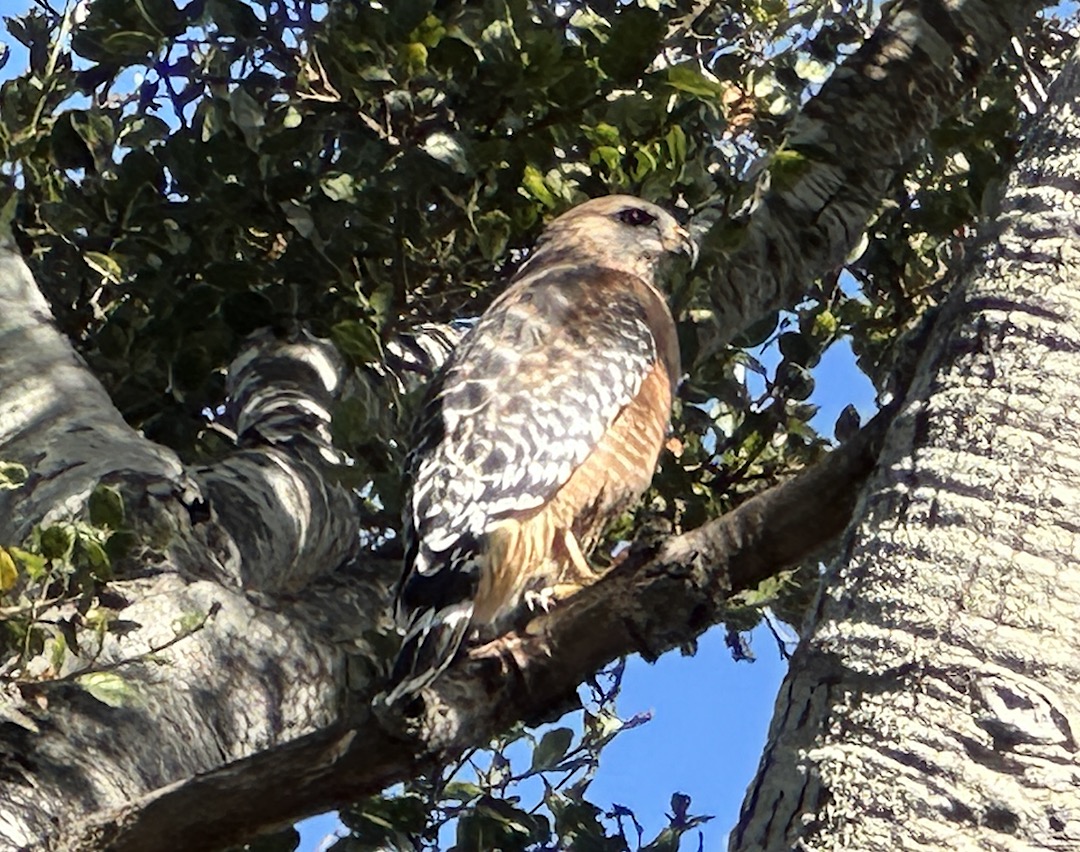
[[71, 404, 894, 852], [195, 330, 362, 592], [0, 246, 369, 847], [0, 231, 189, 545], [701, 0, 1046, 355]]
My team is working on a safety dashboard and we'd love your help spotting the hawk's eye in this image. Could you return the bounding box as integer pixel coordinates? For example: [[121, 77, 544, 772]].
[[616, 207, 658, 227]]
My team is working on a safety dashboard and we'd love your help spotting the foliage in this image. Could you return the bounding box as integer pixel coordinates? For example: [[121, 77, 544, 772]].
[[0, 484, 126, 683], [338, 663, 712, 852], [1, 0, 1076, 848], [0, 479, 216, 706]]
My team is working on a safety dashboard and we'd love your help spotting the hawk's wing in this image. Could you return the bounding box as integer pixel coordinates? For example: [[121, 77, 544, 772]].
[[388, 265, 675, 698]]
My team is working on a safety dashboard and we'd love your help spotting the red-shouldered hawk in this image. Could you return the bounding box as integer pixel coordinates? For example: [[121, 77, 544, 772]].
[[386, 195, 694, 702]]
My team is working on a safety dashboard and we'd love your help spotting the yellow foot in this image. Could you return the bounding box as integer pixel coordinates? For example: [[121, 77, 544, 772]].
[[469, 633, 534, 673], [526, 582, 585, 612], [522, 582, 585, 640]]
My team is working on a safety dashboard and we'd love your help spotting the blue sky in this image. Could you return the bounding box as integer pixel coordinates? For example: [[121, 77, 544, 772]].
[[0, 6, 879, 849]]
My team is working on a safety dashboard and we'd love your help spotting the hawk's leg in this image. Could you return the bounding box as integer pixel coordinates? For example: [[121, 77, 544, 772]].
[[521, 530, 595, 617], [560, 528, 596, 585], [524, 586, 559, 613]]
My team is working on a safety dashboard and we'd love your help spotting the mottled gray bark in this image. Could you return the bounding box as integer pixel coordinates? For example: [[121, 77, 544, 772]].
[[733, 44, 1080, 852], [0, 231, 384, 849], [0, 0, 1054, 849]]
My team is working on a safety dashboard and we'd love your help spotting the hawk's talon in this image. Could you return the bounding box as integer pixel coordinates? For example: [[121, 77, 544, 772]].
[[524, 587, 558, 613]]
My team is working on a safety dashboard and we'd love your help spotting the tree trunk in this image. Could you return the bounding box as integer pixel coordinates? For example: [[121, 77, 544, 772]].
[[733, 46, 1080, 852]]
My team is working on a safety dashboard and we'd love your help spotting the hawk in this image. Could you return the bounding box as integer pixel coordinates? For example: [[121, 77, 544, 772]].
[[386, 195, 694, 702]]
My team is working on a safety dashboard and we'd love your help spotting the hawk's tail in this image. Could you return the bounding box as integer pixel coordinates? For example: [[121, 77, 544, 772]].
[[383, 602, 473, 704]]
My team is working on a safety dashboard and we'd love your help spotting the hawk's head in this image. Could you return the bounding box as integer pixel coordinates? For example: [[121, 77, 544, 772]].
[[527, 195, 696, 283]]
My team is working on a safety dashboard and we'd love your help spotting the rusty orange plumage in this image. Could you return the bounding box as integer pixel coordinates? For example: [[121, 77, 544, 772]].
[[386, 196, 693, 702]]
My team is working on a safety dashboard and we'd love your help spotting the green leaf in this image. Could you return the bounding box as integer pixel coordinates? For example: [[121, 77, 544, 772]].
[[320, 172, 357, 202], [777, 362, 814, 400], [84, 251, 123, 284], [39, 525, 74, 561], [665, 125, 687, 165], [0, 461, 28, 491], [584, 123, 620, 145], [476, 209, 513, 261], [811, 309, 838, 339], [77, 671, 137, 708], [0, 548, 18, 592], [521, 164, 556, 208], [589, 710, 623, 743], [282, 106, 303, 129], [591, 145, 622, 175], [531, 727, 574, 772], [834, 404, 862, 443], [47, 634, 68, 673], [777, 331, 817, 367], [206, 0, 262, 38], [119, 115, 171, 148], [133, 0, 185, 35], [569, 8, 610, 40], [422, 131, 471, 174], [548, 794, 622, 850], [330, 319, 381, 365], [349, 793, 428, 845], [399, 42, 428, 75], [457, 797, 545, 851], [50, 113, 95, 171], [101, 30, 160, 60], [78, 537, 112, 577], [666, 64, 724, 99], [229, 88, 265, 143], [88, 485, 125, 529], [443, 781, 483, 803], [599, 5, 664, 83], [280, 201, 317, 239], [8, 547, 46, 581]]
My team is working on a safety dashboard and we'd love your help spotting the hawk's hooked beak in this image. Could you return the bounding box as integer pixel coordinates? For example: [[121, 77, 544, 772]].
[[668, 224, 698, 268]]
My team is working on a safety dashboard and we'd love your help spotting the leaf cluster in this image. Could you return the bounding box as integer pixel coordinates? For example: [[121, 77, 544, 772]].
[[0, 483, 130, 686], [340, 663, 711, 851], [0, 479, 214, 709]]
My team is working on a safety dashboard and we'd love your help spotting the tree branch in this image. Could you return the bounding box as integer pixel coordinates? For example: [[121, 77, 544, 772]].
[[3, 0, 1053, 847], [0, 233, 190, 545], [700, 0, 1046, 356], [194, 330, 362, 592], [72, 403, 894, 852]]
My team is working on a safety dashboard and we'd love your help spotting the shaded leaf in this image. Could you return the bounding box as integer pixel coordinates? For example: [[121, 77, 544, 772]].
[[39, 525, 74, 561], [834, 403, 862, 443], [0, 461, 28, 491], [331, 320, 381, 365], [531, 727, 574, 772]]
